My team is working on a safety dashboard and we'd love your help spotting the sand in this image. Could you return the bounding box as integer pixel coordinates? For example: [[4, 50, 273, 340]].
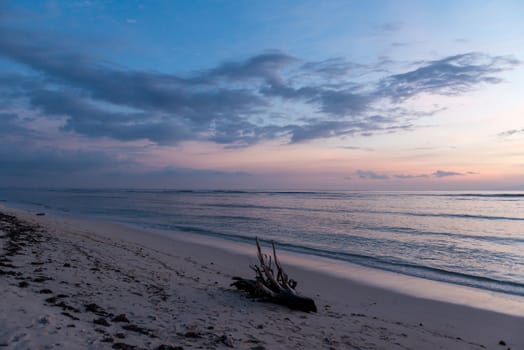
[[0, 205, 522, 349]]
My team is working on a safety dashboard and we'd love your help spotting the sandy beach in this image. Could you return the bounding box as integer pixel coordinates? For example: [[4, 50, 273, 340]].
[[0, 205, 522, 350]]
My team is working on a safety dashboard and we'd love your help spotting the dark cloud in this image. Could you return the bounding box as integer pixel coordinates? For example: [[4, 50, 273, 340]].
[[286, 117, 412, 143], [151, 166, 251, 177], [0, 112, 33, 138], [0, 26, 266, 145], [0, 142, 253, 188], [287, 120, 357, 143], [374, 22, 403, 34], [338, 146, 375, 151], [353, 169, 477, 180], [0, 145, 121, 177], [356, 170, 389, 180], [315, 89, 373, 116], [498, 128, 524, 137], [202, 52, 297, 85], [378, 53, 520, 102], [27, 88, 201, 144], [394, 174, 429, 179], [300, 58, 362, 79], [0, 23, 519, 146], [391, 42, 410, 47], [432, 170, 463, 178], [354, 169, 475, 180]]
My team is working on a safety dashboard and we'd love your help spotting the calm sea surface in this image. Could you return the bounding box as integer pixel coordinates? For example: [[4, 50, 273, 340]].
[[2, 189, 523, 296]]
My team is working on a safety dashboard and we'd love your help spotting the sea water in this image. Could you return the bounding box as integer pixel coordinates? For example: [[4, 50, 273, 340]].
[[2, 188, 523, 296]]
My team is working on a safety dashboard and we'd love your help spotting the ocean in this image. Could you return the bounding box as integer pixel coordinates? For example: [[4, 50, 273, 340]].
[[1, 188, 523, 297]]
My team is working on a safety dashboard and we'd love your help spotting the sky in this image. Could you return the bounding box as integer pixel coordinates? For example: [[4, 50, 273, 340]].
[[1, 0, 523, 190]]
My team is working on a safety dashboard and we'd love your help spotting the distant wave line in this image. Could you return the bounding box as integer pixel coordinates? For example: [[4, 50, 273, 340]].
[[204, 203, 524, 222]]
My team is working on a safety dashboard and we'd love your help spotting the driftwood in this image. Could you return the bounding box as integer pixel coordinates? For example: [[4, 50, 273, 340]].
[[231, 237, 317, 312]]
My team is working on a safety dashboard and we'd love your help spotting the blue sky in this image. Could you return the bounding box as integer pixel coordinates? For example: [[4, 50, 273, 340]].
[[1, 0, 523, 189]]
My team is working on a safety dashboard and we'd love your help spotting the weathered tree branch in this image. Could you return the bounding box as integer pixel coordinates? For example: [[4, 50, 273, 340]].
[[231, 237, 317, 312]]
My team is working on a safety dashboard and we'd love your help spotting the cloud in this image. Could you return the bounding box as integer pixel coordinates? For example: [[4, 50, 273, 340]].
[[352, 169, 476, 181], [373, 22, 403, 34], [0, 132, 252, 186], [0, 32, 265, 145], [354, 170, 474, 180], [378, 53, 520, 102], [338, 146, 374, 151], [0, 23, 519, 147], [300, 57, 363, 79], [285, 117, 412, 143], [432, 170, 463, 178], [201, 52, 297, 85], [498, 128, 524, 137], [287, 120, 358, 143], [356, 170, 389, 180], [26, 88, 201, 144], [0, 145, 122, 177], [315, 89, 373, 116], [150, 166, 251, 177], [394, 174, 429, 179], [391, 42, 410, 47], [0, 112, 34, 138]]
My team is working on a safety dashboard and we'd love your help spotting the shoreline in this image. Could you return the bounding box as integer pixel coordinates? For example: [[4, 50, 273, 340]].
[[3, 191, 523, 300], [142, 224, 524, 317], [12, 203, 524, 317], [1, 205, 523, 349]]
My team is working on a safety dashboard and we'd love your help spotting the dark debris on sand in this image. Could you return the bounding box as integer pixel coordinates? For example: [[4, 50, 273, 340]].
[[0, 212, 165, 348]]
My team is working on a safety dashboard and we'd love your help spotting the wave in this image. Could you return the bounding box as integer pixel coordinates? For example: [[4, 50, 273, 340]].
[[45, 188, 524, 202], [204, 203, 524, 222], [370, 257, 524, 296], [198, 214, 265, 222], [46, 188, 354, 198], [8, 199, 71, 213], [360, 225, 524, 244], [418, 193, 524, 199], [453, 193, 524, 198], [19, 188, 524, 200], [161, 189, 250, 194], [4, 188, 523, 297], [145, 223, 524, 297], [403, 212, 524, 221]]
